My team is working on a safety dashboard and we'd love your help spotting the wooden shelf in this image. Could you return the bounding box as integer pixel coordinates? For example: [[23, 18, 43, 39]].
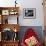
[[2, 40, 19, 42], [0, 24, 20, 32], [0, 7, 19, 24], [0, 7, 20, 46], [0, 7, 19, 16], [0, 40, 19, 46]]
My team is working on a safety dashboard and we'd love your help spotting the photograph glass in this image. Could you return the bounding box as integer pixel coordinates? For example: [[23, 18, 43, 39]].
[[23, 8, 36, 19]]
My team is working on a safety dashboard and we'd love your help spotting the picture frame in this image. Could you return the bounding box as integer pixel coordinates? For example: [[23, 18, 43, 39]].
[[2, 10, 9, 15], [23, 8, 36, 19]]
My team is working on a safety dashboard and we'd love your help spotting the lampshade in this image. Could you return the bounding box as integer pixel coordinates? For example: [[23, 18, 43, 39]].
[[15, 0, 17, 7], [13, 28, 17, 32]]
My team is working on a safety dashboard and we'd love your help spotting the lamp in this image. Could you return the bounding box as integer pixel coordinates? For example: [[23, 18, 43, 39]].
[[15, 0, 17, 7], [14, 28, 17, 32]]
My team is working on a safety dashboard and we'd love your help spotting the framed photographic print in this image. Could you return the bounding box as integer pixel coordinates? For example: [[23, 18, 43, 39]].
[[2, 10, 9, 15], [23, 8, 36, 19]]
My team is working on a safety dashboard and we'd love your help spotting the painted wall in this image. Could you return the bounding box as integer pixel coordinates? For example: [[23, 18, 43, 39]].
[[0, 0, 44, 44], [0, 0, 15, 7], [0, 0, 44, 26], [17, 0, 44, 26], [18, 26, 44, 44]]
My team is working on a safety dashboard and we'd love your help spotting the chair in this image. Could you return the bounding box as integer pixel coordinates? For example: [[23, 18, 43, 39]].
[[21, 28, 41, 46]]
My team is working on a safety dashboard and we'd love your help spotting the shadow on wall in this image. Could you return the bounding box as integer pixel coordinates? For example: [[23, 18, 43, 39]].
[[18, 26, 44, 44]]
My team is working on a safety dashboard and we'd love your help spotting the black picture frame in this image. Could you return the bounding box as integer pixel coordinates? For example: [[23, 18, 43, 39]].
[[23, 8, 36, 19]]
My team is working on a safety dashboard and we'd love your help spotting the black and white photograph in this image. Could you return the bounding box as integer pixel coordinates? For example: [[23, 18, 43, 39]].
[[23, 8, 36, 19]]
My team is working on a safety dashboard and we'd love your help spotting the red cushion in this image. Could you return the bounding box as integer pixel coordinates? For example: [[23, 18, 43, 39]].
[[21, 28, 41, 46]]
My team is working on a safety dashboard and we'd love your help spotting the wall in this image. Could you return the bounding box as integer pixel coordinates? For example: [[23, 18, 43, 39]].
[[17, 0, 44, 26], [0, 0, 15, 7], [0, 0, 44, 26], [0, 0, 44, 44], [18, 26, 44, 43], [43, 0, 46, 26], [43, 0, 46, 45]]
